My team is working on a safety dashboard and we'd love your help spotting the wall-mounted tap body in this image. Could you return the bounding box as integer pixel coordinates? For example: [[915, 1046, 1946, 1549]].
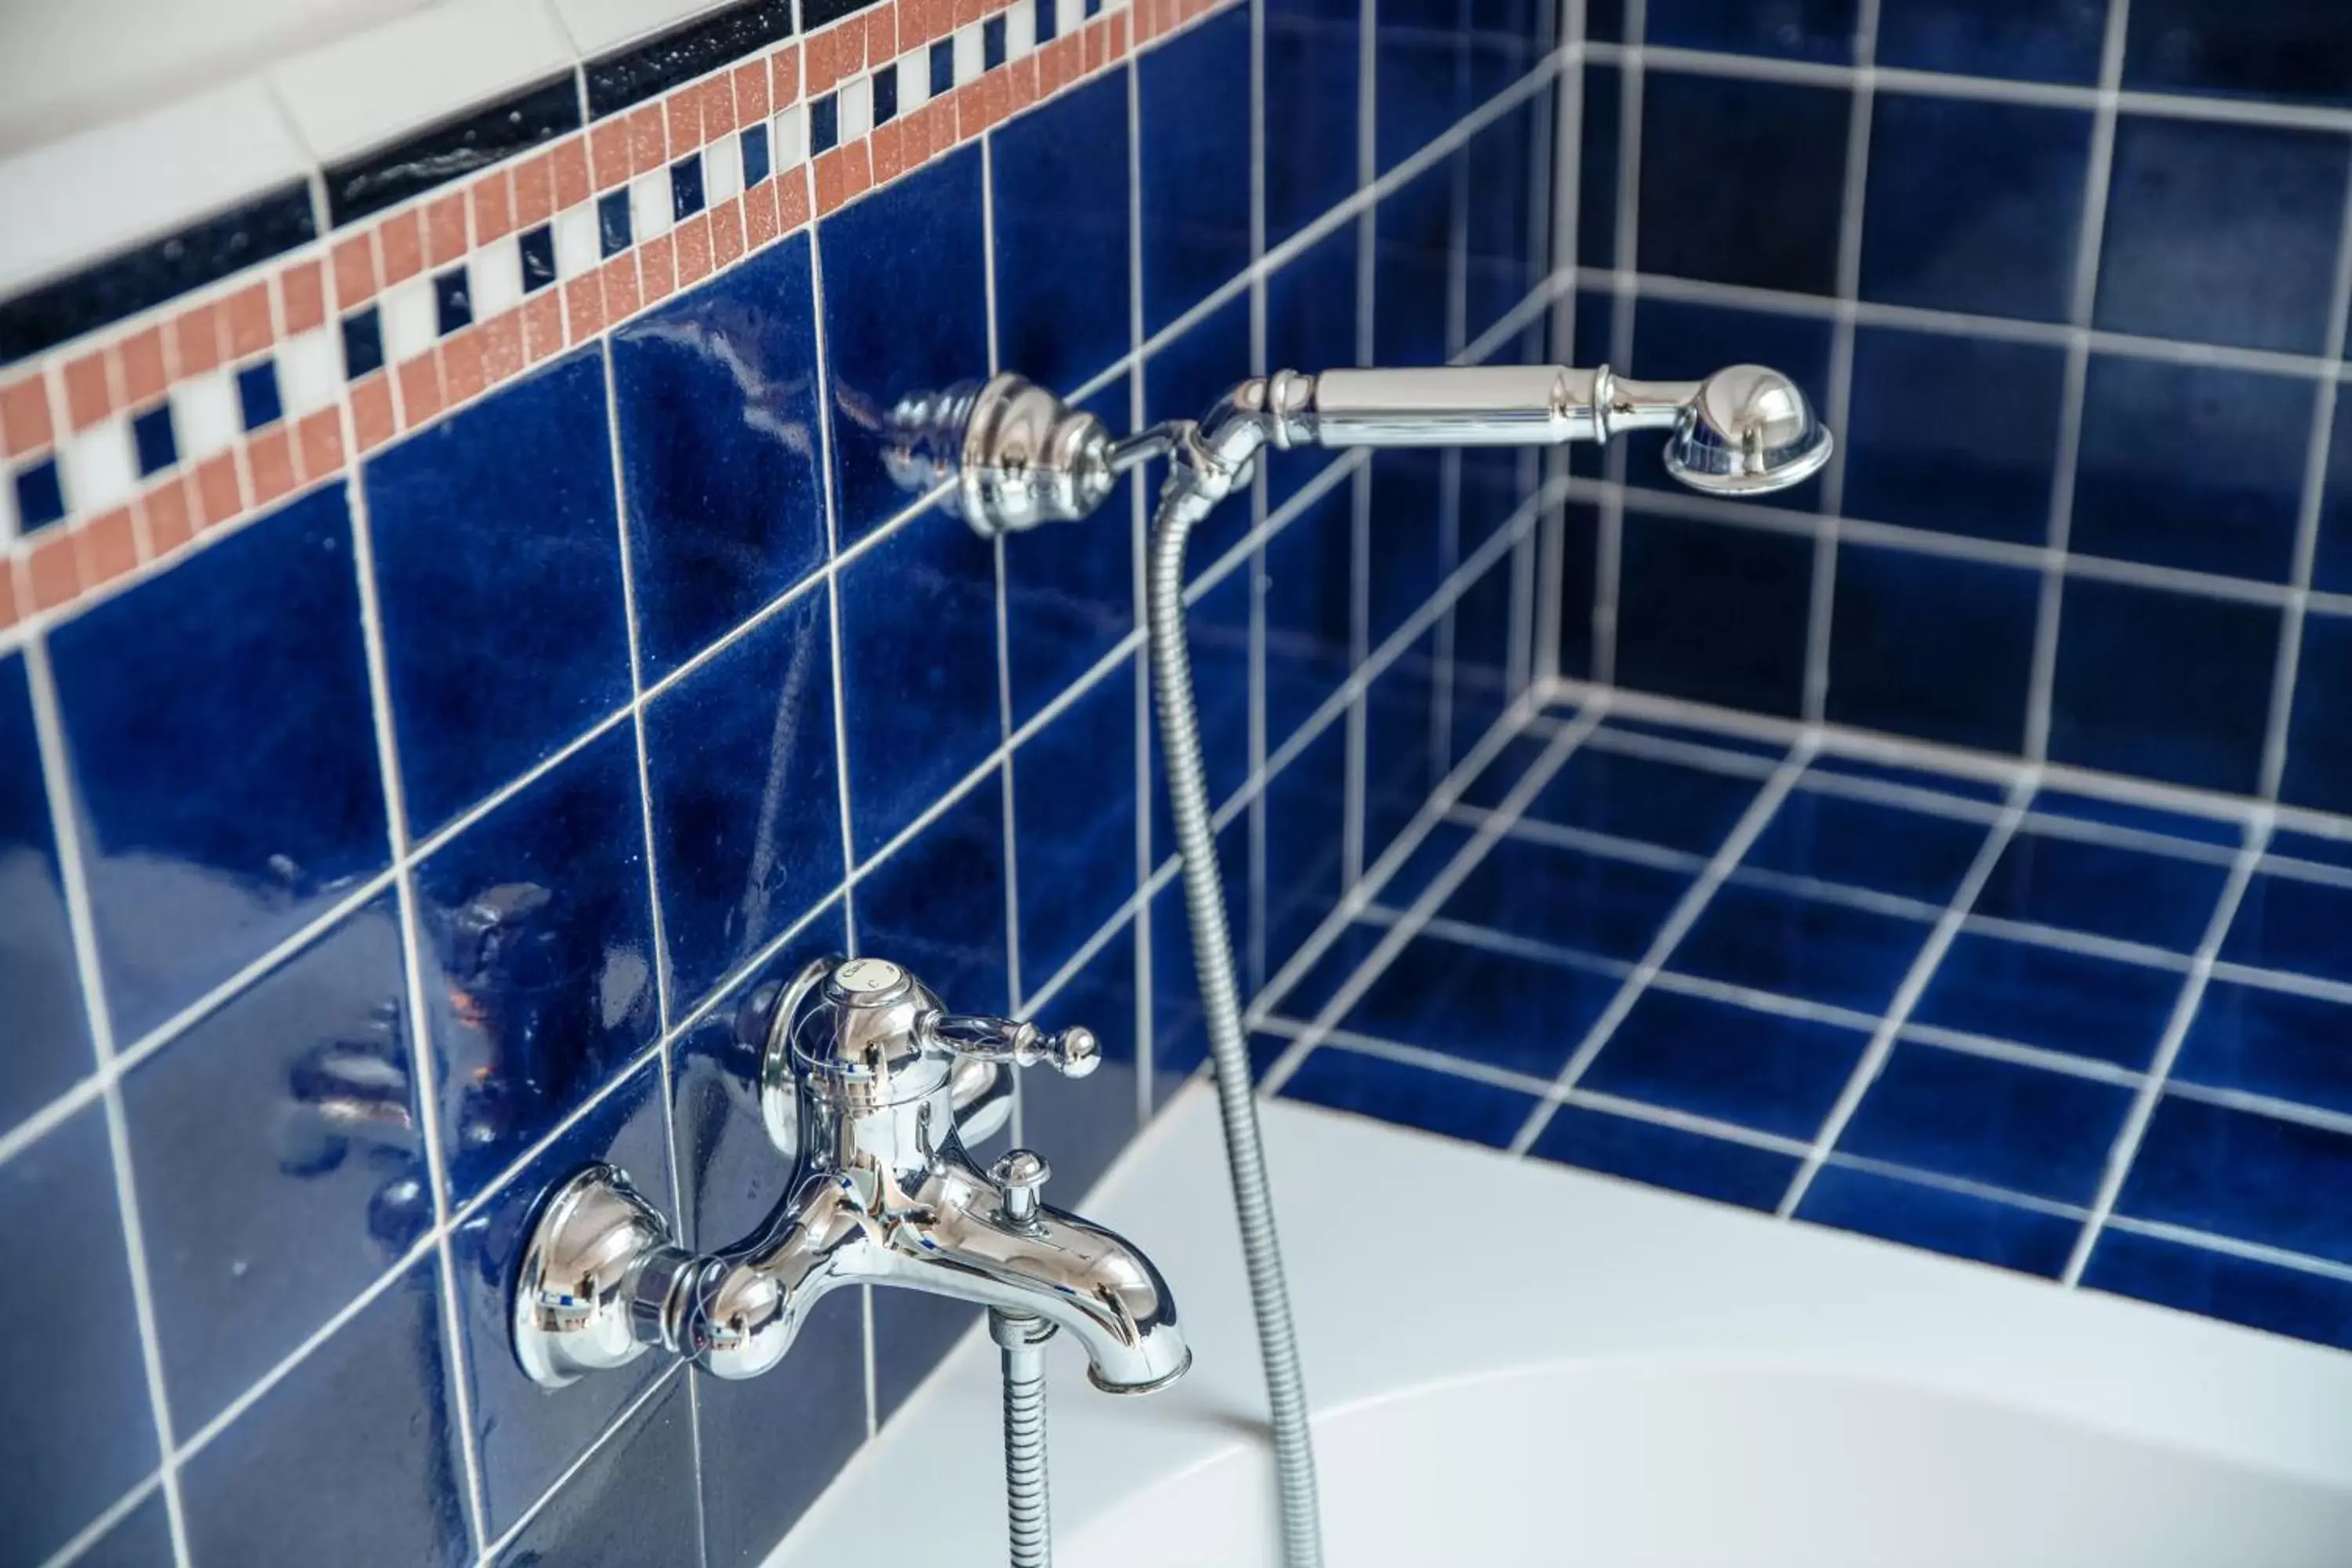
[[511, 956, 1189, 1395]]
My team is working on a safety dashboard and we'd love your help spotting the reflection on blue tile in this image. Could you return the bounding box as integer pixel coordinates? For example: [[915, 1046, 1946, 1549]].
[[992, 73, 1131, 394], [858, 771, 1009, 1017], [1675, 883, 1931, 1014], [2047, 577, 2278, 796], [51, 485, 387, 1045], [1283, 1044, 1542, 1147], [1842, 328, 2065, 546], [0, 1105, 157, 1566], [494, 1377, 695, 1567], [412, 727, 657, 1203], [2278, 609, 2352, 816], [1828, 544, 2038, 754], [1138, 6, 1252, 332], [1530, 743, 1761, 854], [1646, 0, 1859, 61], [1017, 921, 1143, 1200], [0, 652, 89, 1128], [1265, 0, 1359, 244], [1530, 1102, 1802, 1211], [1446, 832, 1691, 960], [1860, 94, 2088, 323], [613, 234, 827, 678], [1876, 0, 2108, 84], [1976, 825, 2229, 950], [126, 895, 424, 1432], [836, 508, 998, 859], [2123, 0, 2352, 107], [2176, 978, 2352, 1118], [1750, 787, 1990, 906], [2118, 1094, 2352, 1264], [1797, 1163, 2079, 1277], [1016, 662, 1137, 998], [1638, 71, 1849, 296], [643, 588, 841, 1016], [1581, 988, 1868, 1140], [818, 148, 988, 545], [1835, 1043, 2131, 1203], [368, 348, 631, 833], [2095, 116, 2348, 356], [180, 1256, 467, 1566], [1914, 930, 2183, 1070], [2085, 1228, 2352, 1353], [2069, 357, 2311, 584], [1344, 930, 1622, 1080], [1616, 512, 1813, 716], [449, 1060, 670, 1537], [2220, 870, 2352, 985]]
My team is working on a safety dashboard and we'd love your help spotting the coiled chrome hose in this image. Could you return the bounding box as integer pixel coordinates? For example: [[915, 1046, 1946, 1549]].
[[1144, 441, 1324, 1568], [993, 1308, 1054, 1568]]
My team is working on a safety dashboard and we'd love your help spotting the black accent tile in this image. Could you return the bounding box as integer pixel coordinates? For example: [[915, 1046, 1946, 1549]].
[[1580, 988, 1870, 1142], [2118, 1094, 2352, 1265], [670, 153, 706, 221], [741, 122, 772, 188], [178, 1256, 468, 1566], [0, 654, 90, 1129], [1617, 510, 1815, 717], [2094, 115, 2350, 357], [0, 1105, 158, 1565], [0, 183, 315, 366], [873, 62, 898, 125], [130, 401, 176, 475], [1836, 1042, 2133, 1204], [13, 456, 66, 531], [343, 306, 385, 379], [519, 223, 559, 290], [432, 266, 472, 336], [1842, 327, 2066, 546], [365, 348, 631, 833], [1975, 823, 2230, 952], [1797, 1163, 2079, 1277], [803, 0, 885, 35], [1283, 1045, 1544, 1149], [1531, 1102, 1802, 1211], [1914, 931, 2185, 1071], [811, 93, 840, 154], [985, 14, 1008, 67], [1646, 0, 1860, 63], [2047, 576, 2279, 796], [2085, 1227, 2352, 1353], [327, 76, 580, 228], [50, 487, 387, 1043], [1827, 543, 2039, 755], [585, 0, 796, 119], [1637, 71, 1849, 296], [2124, 0, 2352, 108], [492, 1378, 697, 1567], [1860, 93, 2090, 324], [597, 191, 633, 260], [236, 358, 282, 429], [1876, 0, 2109, 84]]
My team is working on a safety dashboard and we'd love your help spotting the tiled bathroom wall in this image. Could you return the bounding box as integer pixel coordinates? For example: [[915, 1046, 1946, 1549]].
[[0, 0, 1552, 1560]]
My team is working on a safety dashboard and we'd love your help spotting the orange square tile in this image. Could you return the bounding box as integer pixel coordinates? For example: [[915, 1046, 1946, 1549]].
[[0, 560, 19, 630], [473, 171, 515, 242], [248, 427, 296, 504], [871, 119, 909, 185], [281, 260, 327, 335], [1084, 20, 1105, 71], [117, 328, 169, 404], [425, 193, 469, 266], [814, 149, 850, 216], [62, 353, 111, 431], [523, 292, 565, 363], [630, 104, 669, 175], [777, 171, 812, 233], [332, 234, 378, 308], [441, 328, 487, 405], [481, 310, 524, 385], [514, 152, 555, 225], [924, 99, 957, 159], [735, 58, 771, 123], [1011, 53, 1040, 109], [552, 138, 591, 210], [866, 4, 898, 63], [745, 180, 780, 249], [1111, 11, 1128, 56], [803, 28, 837, 96], [601, 253, 642, 321], [226, 282, 275, 358], [397, 353, 445, 430], [773, 42, 802, 109], [351, 374, 397, 452], [379, 210, 424, 285], [27, 532, 79, 612], [675, 212, 712, 286], [565, 274, 608, 343], [640, 234, 677, 303], [78, 507, 138, 584], [140, 477, 195, 555], [592, 120, 633, 191], [955, 0, 982, 28], [0, 374, 54, 457], [980, 67, 1013, 128], [702, 76, 737, 139], [711, 197, 746, 267], [194, 452, 244, 527], [296, 408, 343, 482], [666, 90, 702, 156]]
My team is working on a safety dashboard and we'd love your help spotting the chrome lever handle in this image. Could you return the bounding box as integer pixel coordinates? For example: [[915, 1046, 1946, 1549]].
[[923, 1011, 1102, 1078]]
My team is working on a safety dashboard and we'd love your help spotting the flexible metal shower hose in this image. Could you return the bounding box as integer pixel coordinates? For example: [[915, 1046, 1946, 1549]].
[[996, 1309, 1054, 1568], [1145, 480, 1325, 1568]]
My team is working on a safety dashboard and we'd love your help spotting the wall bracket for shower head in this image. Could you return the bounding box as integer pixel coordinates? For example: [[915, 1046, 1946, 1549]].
[[885, 361, 1832, 536]]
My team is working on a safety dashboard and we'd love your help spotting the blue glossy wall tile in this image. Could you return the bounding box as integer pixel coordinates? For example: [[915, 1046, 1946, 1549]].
[[2123, 0, 2352, 108], [2174, 976, 2352, 1118], [1797, 1163, 2080, 1278], [1912, 931, 2183, 1070], [1750, 782, 1991, 906], [1834, 1042, 2132, 1203], [1265, 0, 1360, 245], [1842, 329, 2066, 546], [1646, 0, 1859, 62], [1616, 510, 1813, 716], [1017, 924, 1145, 1200], [2281, 609, 2352, 815], [1580, 989, 1869, 1142], [1371, 159, 1452, 367], [1281, 1044, 1543, 1148], [858, 770, 1010, 1017], [1976, 823, 2230, 951], [1138, 5, 1254, 332], [1875, 0, 2107, 83], [0, 652, 89, 1127], [1464, 102, 1540, 341], [1264, 720, 1348, 966], [2046, 577, 2278, 796], [613, 235, 827, 677], [1637, 72, 1849, 296], [1342, 929, 1622, 1079], [2085, 1228, 2352, 1353], [1004, 387, 1134, 728], [1675, 882, 1932, 1014], [2118, 1094, 2352, 1265], [1263, 479, 1354, 743], [1446, 830, 1693, 960], [1528, 742, 1761, 854], [1827, 543, 2038, 754], [494, 1377, 698, 1568], [992, 73, 1133, 395], [368, 349, 631, 833], [1531, 1102, 1801, 1212], [1014, 661, 1138, 999], [51, 486, 387, 1046]]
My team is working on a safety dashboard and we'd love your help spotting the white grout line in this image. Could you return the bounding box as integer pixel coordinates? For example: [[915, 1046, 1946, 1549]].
[[1505, 735, 1815, 1155], [1775, 771, 2034, 1217], [2062, 818, 2272, 1286], [21, 638, 191, 1566]]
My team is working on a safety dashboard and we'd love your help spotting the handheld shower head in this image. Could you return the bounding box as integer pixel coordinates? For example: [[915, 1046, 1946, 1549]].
[[1660, 363, 1834, 495]]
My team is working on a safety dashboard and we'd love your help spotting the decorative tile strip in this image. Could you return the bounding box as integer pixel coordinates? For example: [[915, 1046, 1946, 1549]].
[[0, 0, 1230, 641]]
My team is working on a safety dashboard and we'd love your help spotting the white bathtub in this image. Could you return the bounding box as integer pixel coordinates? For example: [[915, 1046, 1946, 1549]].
[[771, 1087, 2352, 1566]]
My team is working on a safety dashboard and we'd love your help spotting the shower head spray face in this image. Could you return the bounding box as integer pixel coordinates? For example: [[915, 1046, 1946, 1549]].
[[1660, 364, 1834, 496]]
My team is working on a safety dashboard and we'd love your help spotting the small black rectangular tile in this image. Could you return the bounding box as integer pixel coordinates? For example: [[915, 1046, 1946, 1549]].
[[586, 0, 796, 120], [327, 76, 580, 228]]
